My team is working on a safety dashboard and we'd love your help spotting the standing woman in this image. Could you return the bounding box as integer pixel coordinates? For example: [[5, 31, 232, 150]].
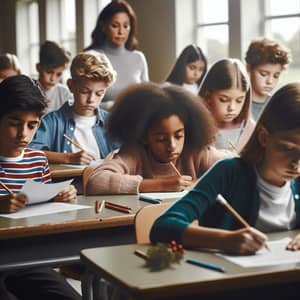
[[84, 0, 149, 109]]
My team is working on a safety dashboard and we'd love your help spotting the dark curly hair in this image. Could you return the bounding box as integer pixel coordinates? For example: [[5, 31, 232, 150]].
[[84, 0, 138, 51], [245, 37, 291, 69], [107, 82, 216, 150]]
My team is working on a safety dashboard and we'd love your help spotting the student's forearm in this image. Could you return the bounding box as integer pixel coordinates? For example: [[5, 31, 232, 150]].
[[182, 224, 230, 251], [139, 178, 165, 192], [43, 151, 72, 164]]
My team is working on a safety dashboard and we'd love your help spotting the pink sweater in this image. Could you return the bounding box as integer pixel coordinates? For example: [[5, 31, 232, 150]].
[[86, 144, 230, 195]]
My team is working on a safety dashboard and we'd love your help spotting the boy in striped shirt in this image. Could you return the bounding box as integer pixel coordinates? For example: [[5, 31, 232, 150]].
[[0, 75, 80, 300], [0, 75, 77, 213]]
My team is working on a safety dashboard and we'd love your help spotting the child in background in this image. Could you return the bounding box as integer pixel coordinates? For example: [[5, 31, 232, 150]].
[[86, 82, 229, 195], [245, 37, 291, 121], [0, 53, 21, 82], [151, 82, 300, 299], [165, 44, 207, 94], [0, 75, 79, 300], [30, 52, 117, 165], [37, 40, 72, 112], [199, 58, 255, 152]]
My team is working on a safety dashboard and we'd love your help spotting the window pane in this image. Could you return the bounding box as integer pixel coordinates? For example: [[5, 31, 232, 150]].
[[265, 18, 300, 85], [197, 25, 228, 65], [265, 0, 300, 16], [197, 0, 228, 23], [61, 0, 76, 56], [28, 2, 40, 77]]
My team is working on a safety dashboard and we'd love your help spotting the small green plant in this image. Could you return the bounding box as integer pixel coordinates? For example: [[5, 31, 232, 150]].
[[145, 240, 184, 271]]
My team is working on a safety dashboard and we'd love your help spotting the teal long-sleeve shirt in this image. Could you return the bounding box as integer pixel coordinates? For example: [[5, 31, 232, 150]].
[[150, 158, 300, 244]]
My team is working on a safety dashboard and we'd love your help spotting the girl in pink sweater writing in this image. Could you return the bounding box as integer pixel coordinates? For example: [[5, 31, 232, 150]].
[[86, 82, 229, 194]]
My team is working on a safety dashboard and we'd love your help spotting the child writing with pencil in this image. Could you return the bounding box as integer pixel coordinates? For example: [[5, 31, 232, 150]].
[[151, 82, 300, 256], [86, 82, 230, 195], [29, 51, 117, 165], [0, 75, 80, 300], [199, 58, 255, 152]]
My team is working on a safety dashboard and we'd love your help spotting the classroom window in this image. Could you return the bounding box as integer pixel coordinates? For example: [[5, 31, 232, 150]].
[[264, 0, 300, 84], [195, 0, 229, 65]]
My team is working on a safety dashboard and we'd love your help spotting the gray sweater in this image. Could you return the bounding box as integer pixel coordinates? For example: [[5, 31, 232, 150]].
[[94, 42, 149, 104]]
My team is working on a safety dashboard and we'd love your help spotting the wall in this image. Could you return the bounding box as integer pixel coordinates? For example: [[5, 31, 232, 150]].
[[128, 0, 176, 83]]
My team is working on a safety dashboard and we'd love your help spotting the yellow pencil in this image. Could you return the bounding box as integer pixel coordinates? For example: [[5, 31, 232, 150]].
[[170, 162, 181, 177], [63, 134, 85, 151], [0, 181, 14, 196], [216, 194, 270, 251]]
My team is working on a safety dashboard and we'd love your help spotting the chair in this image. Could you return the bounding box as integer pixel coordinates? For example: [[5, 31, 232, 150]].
[[82, 166, 94, 195], [134, 202, 172, 244]]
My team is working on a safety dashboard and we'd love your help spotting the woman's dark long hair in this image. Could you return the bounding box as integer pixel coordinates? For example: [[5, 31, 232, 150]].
[[84, 0, 138, 51]]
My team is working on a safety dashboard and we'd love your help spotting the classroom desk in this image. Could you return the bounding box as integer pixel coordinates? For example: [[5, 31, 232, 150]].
[[0, 195, 175, 272], [49, 163, 86, 178], [80, 230, 300, 300]]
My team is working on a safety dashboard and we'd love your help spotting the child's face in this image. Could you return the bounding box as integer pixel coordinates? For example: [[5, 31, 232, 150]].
[[145, 115, 185, 163], [0, 69, 19, 83], [37, 64, 66, 91], [258, 127, 300, 187], [0, 111, 40, 157], [68, 79, 107, 116], [106, 12, 131, 46], [248, 63, 283, 101], [207, 88, 246, 125], [185, 59, 206, 85]]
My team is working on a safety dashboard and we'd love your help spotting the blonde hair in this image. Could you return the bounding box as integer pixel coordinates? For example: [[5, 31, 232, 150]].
[[0, 53, 21, 74], [70, 51, 116, 86]]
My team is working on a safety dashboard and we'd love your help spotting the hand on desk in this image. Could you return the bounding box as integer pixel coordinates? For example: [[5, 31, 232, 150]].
[[224, 227, 268, 255], [286, 233, 300, 251], [0, 193, 28, 213], [53, 184, 77, 203], [68, 150, 96, 165]]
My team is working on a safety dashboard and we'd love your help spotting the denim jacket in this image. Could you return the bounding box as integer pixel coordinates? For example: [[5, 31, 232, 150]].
[[29, 101, 116, 158]]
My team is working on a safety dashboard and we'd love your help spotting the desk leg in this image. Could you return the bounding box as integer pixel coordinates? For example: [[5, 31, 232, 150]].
[[81, 270, 94, 300]]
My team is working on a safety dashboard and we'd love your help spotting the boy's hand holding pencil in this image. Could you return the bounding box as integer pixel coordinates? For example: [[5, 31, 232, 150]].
[[0, 182, 28, 213]]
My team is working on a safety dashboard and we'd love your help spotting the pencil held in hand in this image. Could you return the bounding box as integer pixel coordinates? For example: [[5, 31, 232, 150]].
[[0, 181, 14, 196], [170, 162, 181, 177], [216, 194, 270, 251], [63, 134, 85, 151]]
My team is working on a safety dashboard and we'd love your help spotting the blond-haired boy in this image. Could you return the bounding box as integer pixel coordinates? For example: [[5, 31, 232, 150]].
[[30, 52, 117, 165]]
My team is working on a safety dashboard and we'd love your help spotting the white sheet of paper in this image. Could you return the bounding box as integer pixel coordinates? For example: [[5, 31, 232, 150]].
[[218, 238, 300, 267], [21, 179, 73, 204], [0, 202, 90, 219], [139, 190, 188, 200]]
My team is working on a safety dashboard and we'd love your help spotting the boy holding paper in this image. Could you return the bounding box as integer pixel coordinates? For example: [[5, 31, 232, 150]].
[[0, 75, 76, 213], [0, 75, 80, 299]]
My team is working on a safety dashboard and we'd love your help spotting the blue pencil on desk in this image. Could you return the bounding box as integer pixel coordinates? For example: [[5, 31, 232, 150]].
[[186, 258, 225, 273], [139, 195, 161, 204]]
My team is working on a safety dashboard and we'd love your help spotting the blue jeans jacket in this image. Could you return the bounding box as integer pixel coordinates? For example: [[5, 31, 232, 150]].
[[29, 101, 117, 158]]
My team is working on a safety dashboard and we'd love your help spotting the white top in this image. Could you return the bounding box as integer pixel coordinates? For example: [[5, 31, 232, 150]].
[[72, 113, 100, 159], [45, 83, 73, 113], [255, 169, 296, 232], [182, 83, 198, 95]]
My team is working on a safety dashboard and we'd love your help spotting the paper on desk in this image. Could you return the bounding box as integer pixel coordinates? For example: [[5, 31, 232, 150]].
[[219, 238, 300, 267], [21, 179, 73, 204], [139, 190, 188, 200], [0, 202, 89, 219]]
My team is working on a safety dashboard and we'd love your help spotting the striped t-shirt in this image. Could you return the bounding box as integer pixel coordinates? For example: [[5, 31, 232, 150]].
[[0, 148, 51, 195]]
